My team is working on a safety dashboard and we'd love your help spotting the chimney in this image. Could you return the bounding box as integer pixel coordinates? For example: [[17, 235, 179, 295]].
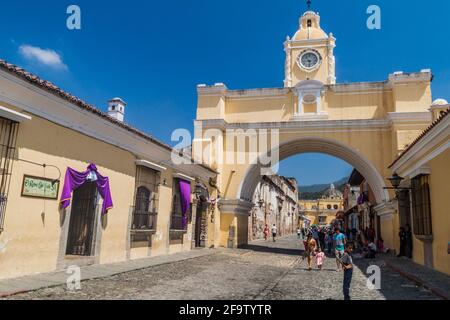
[[108, 97, 127, 122]]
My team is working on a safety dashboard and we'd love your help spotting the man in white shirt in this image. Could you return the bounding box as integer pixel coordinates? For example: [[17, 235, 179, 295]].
[[272, 224, 278, 242]]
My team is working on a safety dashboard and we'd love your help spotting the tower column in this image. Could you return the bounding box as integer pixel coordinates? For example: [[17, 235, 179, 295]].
[[316, 91, 322, 114], [297, 93, 304, 115]]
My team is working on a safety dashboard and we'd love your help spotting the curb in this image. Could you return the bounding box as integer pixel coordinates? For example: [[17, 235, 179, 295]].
[[0, 249, 215, 299], [0, 290, 28, 298], [385, 261, 449, 300]]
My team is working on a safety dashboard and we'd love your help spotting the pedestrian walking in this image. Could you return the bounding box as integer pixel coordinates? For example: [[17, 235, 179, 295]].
[[398, 227, 406, 257], [304, 233, 317, 271], [333, 228, 347, 271], [271, 224, 278, 242], [318, 228, 326, 251], [325, 231, 333, 254], [315, 248, 325, 271], [263, 224, 269, 242], [312, 227, 319, 244], [338, 244, 354, 300], [405, 224, 413, 259], [297, 228, 302, 239]]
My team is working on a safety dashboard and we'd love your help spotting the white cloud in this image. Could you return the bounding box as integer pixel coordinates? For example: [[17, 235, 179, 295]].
[[19, 45, 67, 70]]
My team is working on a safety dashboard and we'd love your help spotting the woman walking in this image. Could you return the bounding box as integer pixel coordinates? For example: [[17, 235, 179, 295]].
[[304, 233, 317, 271], [263, 224, 269, 242]]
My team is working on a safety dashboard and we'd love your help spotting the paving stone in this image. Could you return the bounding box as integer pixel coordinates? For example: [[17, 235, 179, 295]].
[[1, 236, 444, 300]]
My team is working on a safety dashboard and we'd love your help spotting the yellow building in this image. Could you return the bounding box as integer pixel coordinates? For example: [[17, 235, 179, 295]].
[[389, 101, 450, 275], [299, 185, 344, 227], [0, 60, 217, 280], [194, 8, 435, 251]]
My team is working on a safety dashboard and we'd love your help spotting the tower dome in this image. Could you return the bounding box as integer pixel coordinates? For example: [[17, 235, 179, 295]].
[[293, 11, 328, 41], [323, 184, 343, 199], [432, 98, 448, 106]]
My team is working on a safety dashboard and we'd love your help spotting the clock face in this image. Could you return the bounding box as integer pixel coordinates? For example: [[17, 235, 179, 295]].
[[298, 50, 322, 71]]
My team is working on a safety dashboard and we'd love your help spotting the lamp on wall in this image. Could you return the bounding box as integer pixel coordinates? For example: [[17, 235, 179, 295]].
[[194, 182, 203, 199], [385, 173, 413, 191]]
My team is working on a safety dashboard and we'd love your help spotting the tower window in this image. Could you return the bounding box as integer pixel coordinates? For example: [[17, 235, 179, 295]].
[[307, 19, 312, 27], [112, 106, 116, 111]]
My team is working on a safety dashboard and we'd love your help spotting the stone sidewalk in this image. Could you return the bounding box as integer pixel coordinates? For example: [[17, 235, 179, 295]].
[[0, 249, 214, 298], [381, 255, 450, 300]]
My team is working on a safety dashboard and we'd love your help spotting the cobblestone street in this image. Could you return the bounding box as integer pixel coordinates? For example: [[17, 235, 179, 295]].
[[3, 236, 443, 300]]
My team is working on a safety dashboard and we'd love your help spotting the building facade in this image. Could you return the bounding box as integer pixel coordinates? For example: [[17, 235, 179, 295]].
[[299, 184, 344, 228], [194, 8, 435, 251], [0, 60, 218, 280], [389, 102, 449, 275], [249, 176, 299, 241]]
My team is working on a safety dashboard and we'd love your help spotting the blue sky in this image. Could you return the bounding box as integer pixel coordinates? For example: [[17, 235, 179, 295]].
[[1, 0, 449, 186]]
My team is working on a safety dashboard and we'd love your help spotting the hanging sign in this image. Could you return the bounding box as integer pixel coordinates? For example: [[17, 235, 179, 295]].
[[21, 175, 59, 200]]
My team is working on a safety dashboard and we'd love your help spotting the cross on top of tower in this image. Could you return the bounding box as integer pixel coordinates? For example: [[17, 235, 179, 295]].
[[306, 0, 312, 10]]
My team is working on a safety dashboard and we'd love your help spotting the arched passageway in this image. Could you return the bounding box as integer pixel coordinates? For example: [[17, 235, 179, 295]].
[[238, 137, 389, 205], [218, 137, 392, 248]]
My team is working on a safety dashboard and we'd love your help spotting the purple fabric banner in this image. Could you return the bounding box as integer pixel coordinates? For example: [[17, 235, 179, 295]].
[[357, 194, 364, 205], [60, 164, 113, 215], [179, 179, 191, 229]]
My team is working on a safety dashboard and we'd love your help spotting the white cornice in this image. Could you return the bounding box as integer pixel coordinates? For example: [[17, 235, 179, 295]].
[[173, 172, 196, 182], [388, 112, 432, 123], [0, 105, 31, 122], [135, 159, 167, 172], [218, 199, 254, 216], [374, 202, 397, 218], [198, 118, 391, 131]]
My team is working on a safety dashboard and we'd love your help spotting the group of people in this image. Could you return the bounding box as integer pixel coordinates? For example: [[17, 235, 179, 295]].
[[263, 224, 279, 242], [303, 228, 354, 301], [300, 226, 337, 254]]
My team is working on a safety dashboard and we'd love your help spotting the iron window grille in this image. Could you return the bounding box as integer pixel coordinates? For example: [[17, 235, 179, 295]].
[[170, 178, 188, 231], [411, 175, 433, 236], [0, 117, 19, 233], [131, 166, 160, 232]]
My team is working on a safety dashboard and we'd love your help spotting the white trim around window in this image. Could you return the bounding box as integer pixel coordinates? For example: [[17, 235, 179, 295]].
[[0, 105, 32, 122], [173, 173, 195, 182], [135, 159, 167, 172]]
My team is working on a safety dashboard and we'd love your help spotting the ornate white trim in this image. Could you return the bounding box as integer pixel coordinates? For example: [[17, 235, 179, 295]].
[[374, 202, 396, 219], [218, 199, 253, 216]]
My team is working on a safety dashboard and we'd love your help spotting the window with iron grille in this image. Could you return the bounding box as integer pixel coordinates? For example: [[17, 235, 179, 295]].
[[411, 175, 433, 236], [0, 117, 19, 233], [170, 178, 188, 231], [131, 166, 160, 231]]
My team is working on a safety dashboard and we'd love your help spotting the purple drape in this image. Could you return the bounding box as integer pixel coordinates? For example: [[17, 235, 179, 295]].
[[179, 179, 191, 229], [357, 194, 364, 205], [60, 164, 113, 214]]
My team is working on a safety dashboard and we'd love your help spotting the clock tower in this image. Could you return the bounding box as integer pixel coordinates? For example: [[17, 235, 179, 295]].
[[284, 8, 336, 87]]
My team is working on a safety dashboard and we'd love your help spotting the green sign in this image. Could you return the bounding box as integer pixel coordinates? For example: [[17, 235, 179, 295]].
[[21, 175, 59, 200]]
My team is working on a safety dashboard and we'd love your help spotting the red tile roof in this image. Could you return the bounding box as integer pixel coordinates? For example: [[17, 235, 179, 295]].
[[0, 59, 216, 174], [389, 107, 450, 168]]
